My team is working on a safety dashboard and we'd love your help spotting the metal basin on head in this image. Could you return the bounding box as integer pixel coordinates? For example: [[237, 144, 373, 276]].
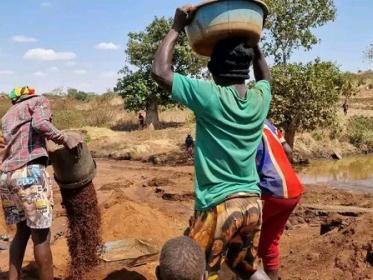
[[186, 0, 268, 57]]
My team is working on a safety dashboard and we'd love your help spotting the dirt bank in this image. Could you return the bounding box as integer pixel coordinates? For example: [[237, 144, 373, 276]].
[[0, 160, 371, 280]]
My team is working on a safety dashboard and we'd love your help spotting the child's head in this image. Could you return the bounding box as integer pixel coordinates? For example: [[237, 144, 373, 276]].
[[208, 38, 254, 85], [156, 236, 206, 280]]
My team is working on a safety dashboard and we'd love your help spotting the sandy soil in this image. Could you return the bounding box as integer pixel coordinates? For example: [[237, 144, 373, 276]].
[[0, 160, 372, 280]]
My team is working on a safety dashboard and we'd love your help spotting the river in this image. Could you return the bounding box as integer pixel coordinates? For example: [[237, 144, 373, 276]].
[[297, 154, 373, 192]]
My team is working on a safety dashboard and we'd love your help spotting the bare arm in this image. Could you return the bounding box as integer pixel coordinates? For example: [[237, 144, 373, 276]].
[[152, 6, 195, 92], [152, 30, 179, 92], [32, 97, 82, 149], [31, 97, 67, 145], [253, 45, 271, 82]]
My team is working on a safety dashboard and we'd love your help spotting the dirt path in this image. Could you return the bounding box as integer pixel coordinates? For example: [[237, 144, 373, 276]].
[[0, 160, 372, 280]]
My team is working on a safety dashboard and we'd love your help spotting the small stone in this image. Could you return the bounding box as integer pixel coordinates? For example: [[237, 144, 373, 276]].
[[306, 252, 320, 261], [0, 234, 9, 242], [285, 221, 293, 230]]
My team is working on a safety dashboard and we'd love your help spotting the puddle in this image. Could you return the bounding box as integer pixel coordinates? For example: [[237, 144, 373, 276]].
[[297, 155, 373, 192]]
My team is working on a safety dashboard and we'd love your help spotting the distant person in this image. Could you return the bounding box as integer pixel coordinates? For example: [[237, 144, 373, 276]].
[[138, 113, 145, 129], [185, 134, 194, 157], [156, 236, 206, 280], [152, 5, 272, 279], [0, 86, 81, 280], [342, 100, 349, 116], [255, 120, 304, 280]]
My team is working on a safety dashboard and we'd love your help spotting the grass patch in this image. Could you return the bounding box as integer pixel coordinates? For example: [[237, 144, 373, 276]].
[[347, 116, 373, 151]]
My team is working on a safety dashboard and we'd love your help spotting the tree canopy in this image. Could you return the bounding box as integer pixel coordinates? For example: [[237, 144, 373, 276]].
[[263, 0, 336, 64], [269, 59, 349, 147], [115, 17, 206, 127]]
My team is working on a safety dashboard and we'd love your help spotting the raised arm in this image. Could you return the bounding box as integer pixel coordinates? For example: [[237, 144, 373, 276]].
[[152, 6, 195, 92], [253, 45, 271, 82]]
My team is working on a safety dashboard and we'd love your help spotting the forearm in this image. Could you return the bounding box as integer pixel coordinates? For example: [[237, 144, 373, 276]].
[[32, 119, 66, 144], [152, 28, 180, 91], [253, 46, 271, 82]]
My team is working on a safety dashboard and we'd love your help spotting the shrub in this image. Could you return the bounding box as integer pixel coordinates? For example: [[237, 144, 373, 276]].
[[347, 116, 373, 150], [67, 88, 93, 102], [52, 110, 88, 130], [84, 97, 116, 127], [329, 124, 343, 140]]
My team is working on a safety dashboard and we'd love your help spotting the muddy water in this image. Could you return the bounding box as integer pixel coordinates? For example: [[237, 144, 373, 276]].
[[298, 154, 373, 192]]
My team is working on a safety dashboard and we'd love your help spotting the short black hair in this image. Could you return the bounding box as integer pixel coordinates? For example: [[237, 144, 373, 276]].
[[158, 236, 205, 280], [208, 37, 254, 80]]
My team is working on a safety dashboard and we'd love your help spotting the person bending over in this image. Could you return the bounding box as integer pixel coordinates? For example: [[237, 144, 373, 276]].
[[256, 120, 304, 280], [156, 236, 206, 280], [152, 6, 271, 280], [0, 87, 81, 280]]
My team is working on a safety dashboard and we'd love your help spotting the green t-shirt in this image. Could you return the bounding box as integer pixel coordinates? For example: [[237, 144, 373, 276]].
[[172, 73, 272, 211]]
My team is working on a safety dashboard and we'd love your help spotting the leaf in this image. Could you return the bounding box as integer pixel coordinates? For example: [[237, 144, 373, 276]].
[[263, 0, 336, 64], [115, 17, 207, 112]]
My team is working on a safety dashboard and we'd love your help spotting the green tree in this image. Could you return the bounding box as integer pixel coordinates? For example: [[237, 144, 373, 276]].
[[67, 88, 92, 102], [115, 17, 206, 128], [269, 60, 348, 147], [340, 73, 359, 100], [263, 0, 336, 64]]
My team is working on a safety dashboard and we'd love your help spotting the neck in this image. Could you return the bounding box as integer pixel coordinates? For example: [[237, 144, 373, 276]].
[[215, 78, 247, 98]]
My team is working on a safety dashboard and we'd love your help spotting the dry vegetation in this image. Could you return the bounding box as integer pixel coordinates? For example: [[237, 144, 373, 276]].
[[0, 72, 372, 161]]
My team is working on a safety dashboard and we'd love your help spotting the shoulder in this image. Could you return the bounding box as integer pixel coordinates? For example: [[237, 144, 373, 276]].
[[255, 80, 271, 89], [24, 96, 50, 114], [32, 95, 50, 106], [173, 73, 215, 88], [251, 80, 271, 98], [264, 121, 285, 142]]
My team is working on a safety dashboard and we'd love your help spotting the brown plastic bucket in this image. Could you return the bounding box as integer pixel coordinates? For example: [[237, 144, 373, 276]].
[[49, 142, 96, 190]]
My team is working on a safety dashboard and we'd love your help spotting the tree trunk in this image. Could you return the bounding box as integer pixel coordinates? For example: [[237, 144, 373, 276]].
[[284, 124, 297, 149], [146, 100, 160, 129]]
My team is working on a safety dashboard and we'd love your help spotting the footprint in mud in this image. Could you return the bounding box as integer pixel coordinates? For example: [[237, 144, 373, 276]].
[[155, 187, 194, 202], [101, 189, 128, 209], [143, 177, 174, 188], [100, 180, 133, 191]]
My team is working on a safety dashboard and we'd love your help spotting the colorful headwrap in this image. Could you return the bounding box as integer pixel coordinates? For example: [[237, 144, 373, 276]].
[[8, 87, 36, 102]]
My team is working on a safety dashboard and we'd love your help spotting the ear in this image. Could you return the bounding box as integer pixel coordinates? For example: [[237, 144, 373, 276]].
[[155, 266, 161, 280]]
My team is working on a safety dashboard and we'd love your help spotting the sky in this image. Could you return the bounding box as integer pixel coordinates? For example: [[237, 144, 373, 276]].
[[0, 0, 372, 93]]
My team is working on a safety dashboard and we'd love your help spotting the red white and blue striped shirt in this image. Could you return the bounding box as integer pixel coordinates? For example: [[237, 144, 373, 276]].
[[256, 120, 304, 199]]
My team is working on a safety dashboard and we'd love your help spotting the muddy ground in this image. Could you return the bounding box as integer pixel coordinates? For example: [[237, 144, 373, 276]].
[[0, 159, 372, 280]]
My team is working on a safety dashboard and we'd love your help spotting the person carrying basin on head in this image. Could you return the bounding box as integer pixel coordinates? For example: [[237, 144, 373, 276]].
[[254, 119, 304, 280], [0, 86, 82, 280], [152, 5, 272, 280]]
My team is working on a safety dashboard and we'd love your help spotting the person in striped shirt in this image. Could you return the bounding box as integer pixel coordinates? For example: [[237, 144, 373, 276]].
[[256, 120, 304, 280]]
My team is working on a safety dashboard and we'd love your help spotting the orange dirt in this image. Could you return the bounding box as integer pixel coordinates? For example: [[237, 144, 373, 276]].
[[0, 160, 372, 280]]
